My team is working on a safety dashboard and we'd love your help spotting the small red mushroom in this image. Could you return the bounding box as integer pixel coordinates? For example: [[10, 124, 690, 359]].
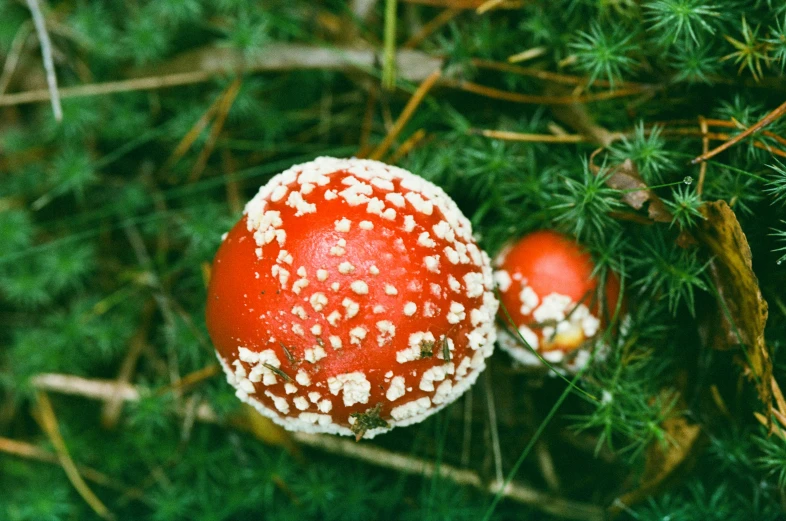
[[206, 157, 497, 439], [493, 230, 622, 371]]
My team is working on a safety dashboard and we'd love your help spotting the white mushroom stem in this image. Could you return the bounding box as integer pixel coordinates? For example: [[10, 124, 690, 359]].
[[30, 372, 604, 521]]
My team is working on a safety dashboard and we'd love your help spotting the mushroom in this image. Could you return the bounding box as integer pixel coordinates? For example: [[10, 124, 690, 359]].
[[206, 157, 498, 439], [493, 230, 622, 371]]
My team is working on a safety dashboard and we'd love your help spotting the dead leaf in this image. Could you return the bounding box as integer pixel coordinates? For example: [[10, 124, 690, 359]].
[[695, 201, 772, 410], [589, 152, 673, 223], [610, 391, 701, 515]]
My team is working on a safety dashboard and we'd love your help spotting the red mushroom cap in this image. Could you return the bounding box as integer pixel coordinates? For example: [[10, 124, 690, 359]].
[[206, 157, 497, 438], [493, 230, 621, 370]]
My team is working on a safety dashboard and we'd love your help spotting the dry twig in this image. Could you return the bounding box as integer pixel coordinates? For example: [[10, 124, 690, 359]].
[[35, 392, 115, 520], [369, 68, 442, 160], [691, 98, 786, 164]]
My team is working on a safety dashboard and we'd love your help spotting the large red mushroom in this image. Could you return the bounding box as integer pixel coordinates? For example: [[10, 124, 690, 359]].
[[493, 230, 622, 371], [206, 157, 497, 439]]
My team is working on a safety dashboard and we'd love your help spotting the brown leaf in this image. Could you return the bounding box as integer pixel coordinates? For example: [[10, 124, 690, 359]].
[[695, 201, 772, 409], [610, 392, 701, 514], [601, 158, 673, 223]]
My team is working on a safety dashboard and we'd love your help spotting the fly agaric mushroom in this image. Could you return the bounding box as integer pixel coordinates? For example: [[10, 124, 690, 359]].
[[206, 157, 497, 439], [493, 230, 621, 371]]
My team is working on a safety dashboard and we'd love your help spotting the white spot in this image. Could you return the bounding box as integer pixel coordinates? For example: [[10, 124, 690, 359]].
[[419, 365, 447, 392], [382, 208, 396, 220], [351, 280, 369, 295], [317, 269, 328, 281], [285, 383, 298, 395], [424, 255, 440, 273], [291, 324, 305, 337], [520, 286, 540, 315], [297, 266, 307, 277], [517, 325, 540, 349], [327, 372, 371, 407], [291, 305, 307, 320], [349, 326, 368, 345], [494, 270, 512, 292], [318, 399, 333, 413], [338, 261, 355, 274], [386, 376, 406, 401], [444, 246, 460, 265], [342, 298, 360, 319], [334, 218, 351, 233], [463, 272, 484, 298], [292, 278, 309, 294], [294, 396, 309, 410], [432, 380, 454, 405], [532, 293, 571, 323], [311, 324, 322, 336], [327, 310, 341, 326], [385, 192, 405, 207], [403, 215, 416, 232], [270, 185, 288, 202], [447, 302, 466, 324], [286, 190, 316, 216], [418, 232, 436, 248], [404, 192, 433, 215], [308, 391, 321, 403], [369, 265, 380, 275], [359, 220, 374, 230], [329, 335, 343, 349], [310, 292, 328, 312], [277, 250, 293, 265], [447, 275, 461, 293], [366, 198, 385, 217], [264, 391, 290, 414], [304, 346, 327, 363], [331, 282, 340, 292], [385, 284, 398, 296], [324, 190, 338, 200], [403, 302, 417, 316], [432, 221, 453, 241], [372, 177, 395, 191], [296, 370, 311, 386]]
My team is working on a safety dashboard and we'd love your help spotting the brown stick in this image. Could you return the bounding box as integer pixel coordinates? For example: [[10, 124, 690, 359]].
[[387, 128, 427, 163], [0, 436, 148, 502], [446, 78, 651, 105], [691, 98, 786, 164], [35, 392, 115, 520], [188, 78, 242, 183], [369, 69, 442, 160], [400, 0, 522, 7], [471, 128, 591, 143], [403, 8, 460, 49], [697, 116, 709, 195], [0, 45, 443, 107], [471, 58, 646, 89]]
